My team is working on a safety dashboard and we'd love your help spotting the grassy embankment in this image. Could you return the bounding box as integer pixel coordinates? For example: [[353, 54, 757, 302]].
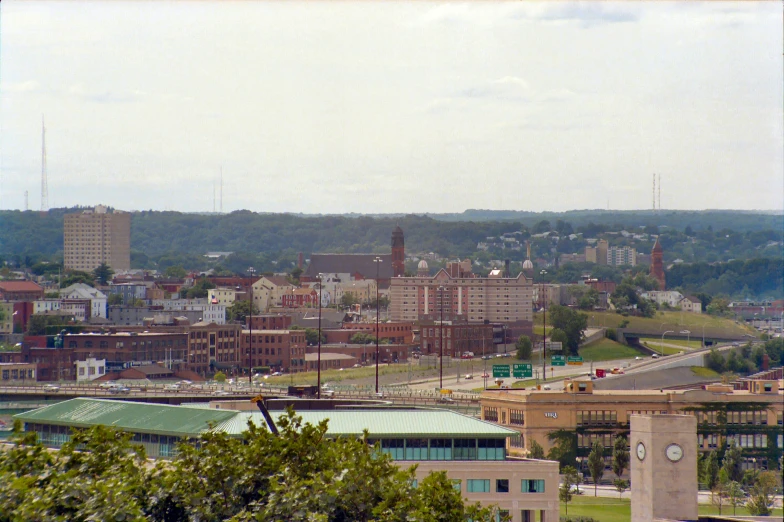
[[561, 496, 782, 522], [582, 310, 756, 337]]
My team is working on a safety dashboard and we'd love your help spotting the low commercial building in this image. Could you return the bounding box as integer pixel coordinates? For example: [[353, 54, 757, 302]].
[[480, 378, 784, 472], [188, 322, 242, 375], [240, 329, 307, 373], [0, 280, 45, 301], [0, 362, 36, 383], [75, 358, 106, 382], [304, 352, 356, 371], [16, 398, 560, 522], [62, 332, 189, 371]]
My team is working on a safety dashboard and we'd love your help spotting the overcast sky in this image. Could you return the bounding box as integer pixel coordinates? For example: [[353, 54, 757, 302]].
[[1, 1, 781, 214]]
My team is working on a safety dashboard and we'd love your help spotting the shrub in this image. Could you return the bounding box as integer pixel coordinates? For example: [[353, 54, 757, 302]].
[[605, 328, 617, 341]]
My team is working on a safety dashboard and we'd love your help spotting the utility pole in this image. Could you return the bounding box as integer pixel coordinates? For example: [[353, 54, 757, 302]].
[[540, 269, 548, 382], [438, 285, 445, 389], [317, 273, 323, 399], [247, 266, 255, 385], [373, 257, 382, 393]]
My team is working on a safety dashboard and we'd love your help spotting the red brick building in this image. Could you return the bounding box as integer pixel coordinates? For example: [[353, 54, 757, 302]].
[[282, 289, 317, 308], [240, 329, 307, 373], [0, 280, 45, 301], [325, 321, 415, 345], [418, 321, 494, 357], [249, 314, 293, 330], [62, 332, 188, 370], [188, 322, 242, 376]]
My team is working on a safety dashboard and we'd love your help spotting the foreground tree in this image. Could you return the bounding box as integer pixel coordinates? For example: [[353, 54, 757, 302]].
[[746, 471, 780, 516], [587, 440, 605, 497], [515, 335, 533, 361], [0, 412, 505, 522], [529, 440, 546, 459]]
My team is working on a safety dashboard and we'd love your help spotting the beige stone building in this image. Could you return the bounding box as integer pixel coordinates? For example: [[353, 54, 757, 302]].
[[252, 276, 295, 312], [390, 260, 533, 324], [64, 206, 130, 272], [481, 379, 784, 471]]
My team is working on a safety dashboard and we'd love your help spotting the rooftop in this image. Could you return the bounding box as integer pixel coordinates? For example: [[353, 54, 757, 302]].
[[16, 398, 517, 439]]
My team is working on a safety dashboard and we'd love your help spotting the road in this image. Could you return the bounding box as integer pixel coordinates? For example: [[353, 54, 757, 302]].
[[585, 484, 783, 508]]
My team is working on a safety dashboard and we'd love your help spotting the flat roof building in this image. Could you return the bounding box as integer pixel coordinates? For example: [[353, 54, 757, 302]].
[[17, 398, 560, 522], [64, 206, 130, 272]]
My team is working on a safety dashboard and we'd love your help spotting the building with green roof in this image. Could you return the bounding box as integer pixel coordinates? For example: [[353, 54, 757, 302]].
[[15, 399, 559, 522]]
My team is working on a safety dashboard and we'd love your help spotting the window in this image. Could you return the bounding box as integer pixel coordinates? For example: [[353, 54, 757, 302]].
[[405, 439, 428, 460], [521, 479, 545, 493], [496, 479, 509, 493], [484, 407, 498, 422], [467, 479, 490, 493], [452, 480, 462, 492], [510, 409, 524, 425]]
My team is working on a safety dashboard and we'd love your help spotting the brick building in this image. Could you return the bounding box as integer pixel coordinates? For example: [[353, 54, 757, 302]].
[[389, 260, 533, 325], [0, 280, 45, 301], [62, 332, 188, 370], [418, 321, 495, 357], [188, 322, 242, 375], [650, 238, 666, 290], [305, 343, 412, 366], [325, 321, 415, 345], [248, 314, 293, 330], [240, 329, 307, 373]]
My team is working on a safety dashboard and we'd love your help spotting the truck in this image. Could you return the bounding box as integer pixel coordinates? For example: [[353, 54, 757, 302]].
[[595, 368, 606, 378]]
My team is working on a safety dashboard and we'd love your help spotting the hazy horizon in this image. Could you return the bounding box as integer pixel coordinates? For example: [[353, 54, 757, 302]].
[[2, 1, 782, 213]]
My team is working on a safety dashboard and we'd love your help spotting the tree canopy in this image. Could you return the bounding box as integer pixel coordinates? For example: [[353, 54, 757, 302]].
[[0, 412, 506, 522]]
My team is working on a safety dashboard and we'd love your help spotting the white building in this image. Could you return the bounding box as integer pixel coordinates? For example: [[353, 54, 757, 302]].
[[207, 287, 238, 306], [641, 290, 685, 308], [60, 283, 108, 319], [150, 299, 226, 324], [75, 358, 106, 382], [34, 299, 62, 314]]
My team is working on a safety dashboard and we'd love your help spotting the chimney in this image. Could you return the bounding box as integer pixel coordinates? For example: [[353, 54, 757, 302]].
[[504, 259, 511, 277]]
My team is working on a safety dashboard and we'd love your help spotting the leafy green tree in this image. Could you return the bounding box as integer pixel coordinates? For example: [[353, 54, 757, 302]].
[[529, 440, 546, 459], [611, 436, 629, 489], [725, 480, 745, 515], [340, 293, 358, 308], [722, 441, 743, 483], [702, 451, 720, 502], [305, 328, 326, 346], [163, 265, 187, 278], [108, 293, 124, 305], [547, 305, 587, 355], [60, 270, 95, 288], [515, 335, 533, 361], [185, 277, 216, 299], [226, 300, 258, 324], [746, 470, 780, 516], [547, 429, 578, 472], [587, 440, 605, 497], [213, 371, 226, 382], [288, 266, 303, 286], [706, 297, 730, 316], [92, 262, 114, 285], [559, 465, 577, 515], [27, 314, 72, 336], [613, 478, 628, 499]]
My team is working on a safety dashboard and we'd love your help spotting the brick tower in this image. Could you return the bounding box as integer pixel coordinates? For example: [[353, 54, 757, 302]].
[[650, 238, 665, 290], [391, 226, 405, 277]]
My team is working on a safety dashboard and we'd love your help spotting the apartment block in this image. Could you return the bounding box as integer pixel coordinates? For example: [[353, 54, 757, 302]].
[[607, 246, 637, 266], [390, 260, 533, 324], [64, 206, 131, 272]]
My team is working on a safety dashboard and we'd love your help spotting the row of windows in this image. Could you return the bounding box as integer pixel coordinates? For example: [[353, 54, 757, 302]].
[[577, 410, 618, 426], [1, 369, 35, 380], [373, 438, 506, 461]]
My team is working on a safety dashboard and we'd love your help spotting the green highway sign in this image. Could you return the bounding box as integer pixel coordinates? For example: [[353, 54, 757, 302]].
[[492, 365, 510, 378], [567, 356, 584, 366], [551, 355, 566, 367], [513, 363, 533, 378]]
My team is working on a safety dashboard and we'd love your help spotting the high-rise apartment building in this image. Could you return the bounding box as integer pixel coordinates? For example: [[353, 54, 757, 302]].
[[607, 246, 637, 266], [585, 239, 608, 265], [64, 206, 131, 272]]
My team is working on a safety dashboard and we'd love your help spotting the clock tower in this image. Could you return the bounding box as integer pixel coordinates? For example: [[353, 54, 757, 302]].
[[630, 414, 697, 522]]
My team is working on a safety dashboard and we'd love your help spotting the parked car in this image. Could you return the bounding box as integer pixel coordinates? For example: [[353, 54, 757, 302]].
[[212, 390, 230, 396], [164, 384, 180, 391], [270, 372, 283, 377], [43, 384, 60, 392], [110, 386, 130, 394], [99, 381, 119, 389]]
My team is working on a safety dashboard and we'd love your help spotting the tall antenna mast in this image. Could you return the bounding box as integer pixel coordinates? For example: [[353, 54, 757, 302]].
[[220, 167, 223, 213], [658, 174, 661, 211], [652, 173, 656, 212], [24, 190, 29, 211], [41, 115, 48, 211], [213, 181, 216, 213]]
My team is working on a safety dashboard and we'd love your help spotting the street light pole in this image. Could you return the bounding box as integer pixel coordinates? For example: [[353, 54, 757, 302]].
[[540, 269, 547, 381], [317, 273, 323, 399], [438, 285, 445, 389], [247, 266, 255, 385], [661, 330, 673, 356], [373, 257, 382, 394]]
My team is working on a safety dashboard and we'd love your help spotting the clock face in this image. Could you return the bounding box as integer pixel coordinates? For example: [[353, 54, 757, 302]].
[[636, 442, 646, 461], [665, 443, 684, 462]]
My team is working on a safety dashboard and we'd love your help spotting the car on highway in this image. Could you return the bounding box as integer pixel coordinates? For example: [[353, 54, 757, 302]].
[[42, 384, 60, 392], [651, 354, 660, 359], [464, 374, 473, 380], [99, 381, 120, 389], [481, 355, 492, 360], [212, 390, 230, 396], [481, 372, 490, 378], [270, 372, 283, 377], [110, 386, 131, 394], [164, 384, 180, 391], [542, 385, 551, 390]]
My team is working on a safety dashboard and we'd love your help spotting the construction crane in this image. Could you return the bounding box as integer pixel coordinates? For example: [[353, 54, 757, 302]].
[[250, 395, 279, 435]]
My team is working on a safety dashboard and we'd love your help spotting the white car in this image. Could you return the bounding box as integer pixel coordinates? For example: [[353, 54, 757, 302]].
[[99, 381, 119, 389], [651, 354, 660, 359], [164, 384, 180, 391], [43, 384, 60, 392], [212, 390, 230, 396]]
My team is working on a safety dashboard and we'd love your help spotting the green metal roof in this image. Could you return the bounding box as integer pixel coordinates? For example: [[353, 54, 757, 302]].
[[215, 410, 517, 438], [14, 398, 238, 438], [15, 399, 516, 439]]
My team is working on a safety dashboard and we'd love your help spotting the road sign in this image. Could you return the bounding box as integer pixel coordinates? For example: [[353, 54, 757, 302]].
[[536, 341, 563, 352], [551, 355, 566, 367], [492, 365, 510, 378], [567, 356, 584, 366], [513, 363, 533, 378]]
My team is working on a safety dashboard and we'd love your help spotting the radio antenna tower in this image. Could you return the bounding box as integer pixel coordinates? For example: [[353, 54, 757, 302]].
[[41, 115, 49, 211], [213, 181, 216, 213], [658, 174, 661, 211], [652, 173, 656, 212], [24, 190, 29, 211], [220, 167, 223, 213]]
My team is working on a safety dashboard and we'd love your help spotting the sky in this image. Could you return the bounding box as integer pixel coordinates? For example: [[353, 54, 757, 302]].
[[1, 1, 782, 214]]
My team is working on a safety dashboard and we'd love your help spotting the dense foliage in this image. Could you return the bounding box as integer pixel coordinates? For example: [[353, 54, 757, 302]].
[[0, 412, 505, 522]]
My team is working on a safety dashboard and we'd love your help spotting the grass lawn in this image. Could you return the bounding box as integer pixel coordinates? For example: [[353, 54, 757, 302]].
[[578, 310, 756, 338], [578, 338, 646, 362], [690, 366, 721, 378], [562, 495, 783, 521], [261, 362, 427, 387], [640, 337, 703, 350]]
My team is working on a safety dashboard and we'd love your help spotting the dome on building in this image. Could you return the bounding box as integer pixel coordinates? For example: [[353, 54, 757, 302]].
[[522, 259, 533, 269], [417, 260, 428, 270], [416, 259, 429, 276]]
